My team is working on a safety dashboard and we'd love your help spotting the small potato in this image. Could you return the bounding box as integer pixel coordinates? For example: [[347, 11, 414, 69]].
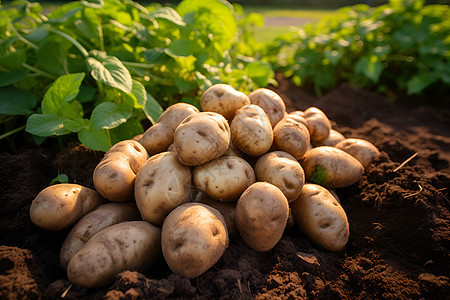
[[193, 156, 256, 202], [313, 129, 345, 147], [60, 202, 140, 270], [304, 107, 332, 143], [200, 84, 250, 121], [236, 182, 289, 252], [291, 184, 349, 251], [248, 88, 286, 127], [287, 111, 308, 127], [255, 151, 305, 202], [335, 138, 380, 169], [139, 103, 199, 155], [135, 152, 192, 226], [93, 140, 149, 202], [301, 146, 364, 188], [67, 221, 161, 288], [162, 203, 228, 278], [30, 184, 103, 231], [273, 117, 311, 160], [231, 104, 273, 157], [174, 112, 230, 166]]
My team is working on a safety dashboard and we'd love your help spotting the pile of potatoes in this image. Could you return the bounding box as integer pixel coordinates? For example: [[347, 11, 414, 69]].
[[29, 84, 380, 288]]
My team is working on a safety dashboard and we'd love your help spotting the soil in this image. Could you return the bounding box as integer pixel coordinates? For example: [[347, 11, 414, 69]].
[[1, 78, 449, 299]]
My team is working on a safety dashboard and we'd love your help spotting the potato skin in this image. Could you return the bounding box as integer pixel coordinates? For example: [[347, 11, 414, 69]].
[[273, 117, 311, 160], [286, 112, 308, 127], [291, 184, 349, 251], [248, 88, 286, 127], [200, 84, 250, 121], [304, 107, 332, 143], [236, 182, 289, 252], [301, 146, 364, 188], [30, 184, 103, 231], [174, 112, 230, 166], [135, 152, 192, 226], [162, 203, 228, 278], [59, 202, 140, 270], [313, 129, 345, 147], [335, 138, 380, 169], [93, 140, 149, 202], [193, 156, 256, 202], [67, 221, 161, 288]]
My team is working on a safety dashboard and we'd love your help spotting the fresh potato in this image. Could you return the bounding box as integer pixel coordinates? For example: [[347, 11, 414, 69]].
[[304, 107, 332, 143], [135, 151, 192, 226], [335, 138, 380, 169], [291, 184, 349, 251], [139, 103, 199, 155], [93, 140, 149, 202], [254, 151, 305, 202], [230, 104, 273, 157], [30, 184, 103, 231], [236, 182, 289, 252], [313, 129, 345, 147], [67, 221, 161, 288], [287, 111, 308, 127], [161, 203, 228, 278], [59, 202, 140, 270], [248, 88, 286, 127], [174, 112, 230, 166], [301, 146, 364, 188], [193, 156, 256, 202], [200, 84, 250, 121], [273, 116, 311, 160]]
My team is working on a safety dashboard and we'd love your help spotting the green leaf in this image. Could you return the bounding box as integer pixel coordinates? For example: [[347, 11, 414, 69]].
[[75, 7, 100, 40], [143, 48, 170, 64], [244, 61, 274, 88], [110, 118, 144, 145], [50, 173, 69, 185], [26, 114, 71, 136], [174, 77, 195, 93], [167, 39, 200, 57], [144, 92, 163, 124], [128, 80, 147, 108], [63, 118, 87, 132], [41, 73, 85, 115], [0, 86, 37, 115], [148, 7, 186, 26], [90, 102, 131, 130], [37, 40, 69, 75], [0, 69, 29, 87], [0, 48, 27, 69], [406, 73, 437, 95], [78, 126, 111, 152], [77, 85, 96, 103], [355, 55, 383, 83]]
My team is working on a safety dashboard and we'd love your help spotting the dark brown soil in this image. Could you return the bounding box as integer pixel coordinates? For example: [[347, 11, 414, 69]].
[[1, 79, 449, 299]]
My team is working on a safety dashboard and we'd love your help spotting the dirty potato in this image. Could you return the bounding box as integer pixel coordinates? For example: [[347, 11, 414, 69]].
[[248, 88, 287, 127], [200, 84, 250, 121], [335, 138, 380, 169], [312, 129, 345, 147], [273, 116, 311, 160], [303, 107, 332, 143]]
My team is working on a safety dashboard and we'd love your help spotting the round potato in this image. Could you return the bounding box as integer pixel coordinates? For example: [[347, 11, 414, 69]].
[[200, 84, 250, 121], [67, 221, 161, 288], [248, 88, 286, 127], [193, 156, 256, 202], [255, 151, 305, 202], [236, 182, 289, 252], [313, 129, 345, 147], [162, 203, 228, 278], [93, 140, 149, 202], [273, 116, 311, 160], [301, 146, 364, 188], [174, 112, 230, 166], [335, 138, 380, 169], [287, 111, 308, 127], [135, 151, 192, 226], [303, 107, 332, 143], [30, 184, 103, 231], [291, 184, 349, 251], [231, 104, 273, 157]]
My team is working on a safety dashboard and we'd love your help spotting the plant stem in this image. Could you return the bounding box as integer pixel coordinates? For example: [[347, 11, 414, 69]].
[[0, 125, 26, 140], [7, 20, 39, 50], [22, 63, 57, 80], [122, 61, 156, 69], [47, 27, 89, 57]]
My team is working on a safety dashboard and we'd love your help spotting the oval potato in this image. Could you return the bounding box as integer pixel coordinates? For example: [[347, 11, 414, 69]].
[[248, 88, 286, 127], [313, 129, 345, 147], [335, 138, 380, 169], [273, 117, 310, 160], [304, 107, 332, 143], [200, 84, 250, 121]]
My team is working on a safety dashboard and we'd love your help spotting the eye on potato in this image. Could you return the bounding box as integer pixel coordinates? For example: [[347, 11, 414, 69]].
[[312, 129, 345, 147], [304, 107, 332, 143], [248, 88, 287, 128], [30, 183, 103, 231], [335, 138, 380, 169], [291, 184, 349, 251], [200, 84, 250, 121], [93, 140, 149, 202], [273, 116, 311, 160]]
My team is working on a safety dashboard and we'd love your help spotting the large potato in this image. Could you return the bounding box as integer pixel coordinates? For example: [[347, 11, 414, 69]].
[[291, 184, 349, 251], [200, 84, 250, 121], [67, 221, 161, 288], [231, 104, 273, 157], [93, 140, 149, 202], [59, 202, 140, 270], [335, 138, 380, 169], [301, 146, 364, 188], [304, 107, 332, 143], [273, 116, 311, 160], [254, 151, 305, 202], [236, 182, 289, 252], [248, 88, 286, 127], [30, 184, 103, 231], [135, 151, 191, 226], [174, 112, 230, 166], [193, 156, 256, 202], [313, 129, 345, 147], [162, 203, 228, 278]]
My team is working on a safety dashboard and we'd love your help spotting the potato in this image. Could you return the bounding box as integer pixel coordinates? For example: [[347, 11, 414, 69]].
[[223, 141, 244, 157], [313, 129, 345, 147], [93, 140, 149, 202], [200, 84, 250, 121], [236, 182, 289, 252], [335, 138, 380, 169], [273, 116, 311, 160], [135, 152, 192, 226], [230, 104, 273, 157], [291, 184, 349, 251], [139, 103, 199, 155], [248, 88, 286, 127], [193, 156, 256, 202], [301, 146, 364, 188], [30, 184, 103, 231], [303, 107, 332, 143], [287, 111, 308, 127], [286, 209, 295, 229], [174, 112, 230, 166], [59, 202, 140, 270], [67, 221, 161, 288], [162, 203, 228, 278], [254, 151, 305, 202]]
